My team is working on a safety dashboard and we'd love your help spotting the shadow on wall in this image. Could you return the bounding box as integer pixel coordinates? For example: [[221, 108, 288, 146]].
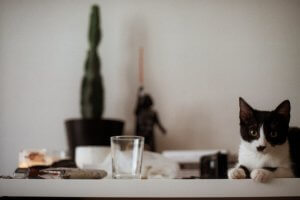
[[157, 105, 214, 151]]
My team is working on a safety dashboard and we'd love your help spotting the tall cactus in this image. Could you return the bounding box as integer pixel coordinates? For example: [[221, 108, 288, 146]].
[[81, 5, 104, 119]]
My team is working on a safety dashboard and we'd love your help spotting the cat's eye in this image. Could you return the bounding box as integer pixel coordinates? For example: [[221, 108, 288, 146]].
[[249, 129, 258, 137], [270, 131, 278, 137]]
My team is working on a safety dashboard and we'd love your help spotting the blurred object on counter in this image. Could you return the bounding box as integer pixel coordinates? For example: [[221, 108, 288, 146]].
[[14, 159, 76, 179], [39, 168, 107, 179], [162, 150, 236, 179], [162, 149, 227, 163], [0, 175, 13, 179], [75, 146, 110, 169], [13, 166, 106, 179], [177, 162, 200, 178], [19, 149, 48, 167], [140, 151, 178, 179], [18, 149, 70, 168], [200, 152, 228, 179], [51, 159, 76, 168], [14, 168, 30, 179]]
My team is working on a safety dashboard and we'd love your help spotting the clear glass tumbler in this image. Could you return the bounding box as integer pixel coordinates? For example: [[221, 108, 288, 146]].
[[111, 136, 144, 179]]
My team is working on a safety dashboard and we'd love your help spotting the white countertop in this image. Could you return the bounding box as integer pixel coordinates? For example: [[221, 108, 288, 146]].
[[1, 178, 300, 198]]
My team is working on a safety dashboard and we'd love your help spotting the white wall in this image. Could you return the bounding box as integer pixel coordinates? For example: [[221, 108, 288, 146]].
[[1, 0, 300, 174]]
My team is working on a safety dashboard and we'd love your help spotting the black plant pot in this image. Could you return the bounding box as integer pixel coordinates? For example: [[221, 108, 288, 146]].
[[65, 119, 124, 159]]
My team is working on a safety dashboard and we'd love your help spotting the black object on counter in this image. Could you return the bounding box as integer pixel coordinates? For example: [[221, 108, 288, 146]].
[[13, 159, 77, 179], [200, 152, 228, 179]]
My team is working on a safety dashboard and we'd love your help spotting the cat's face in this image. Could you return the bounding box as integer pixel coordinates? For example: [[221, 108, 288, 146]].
[[239, 98, 290, 153]]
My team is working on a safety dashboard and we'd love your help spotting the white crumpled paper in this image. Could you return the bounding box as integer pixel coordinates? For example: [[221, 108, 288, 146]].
[[75, 147, 179, 179]]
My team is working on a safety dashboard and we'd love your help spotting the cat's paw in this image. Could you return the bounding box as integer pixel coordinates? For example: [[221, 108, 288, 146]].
[[250, 169, 273, 183], [228, 168, 246, 179]]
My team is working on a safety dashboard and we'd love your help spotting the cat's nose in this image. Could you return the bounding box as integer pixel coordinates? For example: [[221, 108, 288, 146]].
[[257, 145, 266, 152]]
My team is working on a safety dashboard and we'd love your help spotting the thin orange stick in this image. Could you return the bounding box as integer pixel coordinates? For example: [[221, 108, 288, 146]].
[[138, 47, 144, 86]]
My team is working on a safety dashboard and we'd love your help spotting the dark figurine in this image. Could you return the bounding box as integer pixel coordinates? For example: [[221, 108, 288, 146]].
[[135, 87, 166, 151]]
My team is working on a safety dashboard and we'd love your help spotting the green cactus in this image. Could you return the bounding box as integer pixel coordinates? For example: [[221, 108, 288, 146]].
[[81, 5, 104, 119]]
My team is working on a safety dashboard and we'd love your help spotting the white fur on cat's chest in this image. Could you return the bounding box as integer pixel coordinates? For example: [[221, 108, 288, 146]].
[[238, 141, 291, 171]]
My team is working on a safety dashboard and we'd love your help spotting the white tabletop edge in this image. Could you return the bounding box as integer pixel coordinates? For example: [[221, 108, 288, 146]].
[[0, 178, 299, 198]]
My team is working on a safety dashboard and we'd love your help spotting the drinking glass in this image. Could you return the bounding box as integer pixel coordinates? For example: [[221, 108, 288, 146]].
[[111, 136, 144, 179]]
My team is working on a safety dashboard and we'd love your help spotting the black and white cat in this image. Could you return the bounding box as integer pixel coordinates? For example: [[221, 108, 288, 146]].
[[228, 98, 300, 182]]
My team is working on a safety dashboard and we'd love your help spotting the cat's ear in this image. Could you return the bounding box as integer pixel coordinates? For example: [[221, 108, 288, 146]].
[[239, 97, 254, 121], [275, 100, 290, 121]]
